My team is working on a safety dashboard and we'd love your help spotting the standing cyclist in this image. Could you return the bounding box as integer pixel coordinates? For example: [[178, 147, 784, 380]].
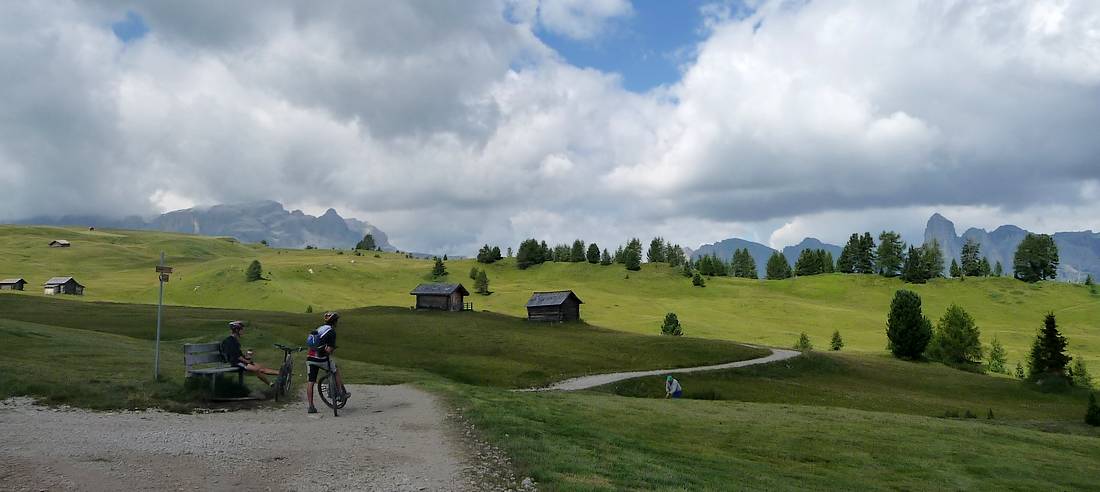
[[306, 311, 348, 414]]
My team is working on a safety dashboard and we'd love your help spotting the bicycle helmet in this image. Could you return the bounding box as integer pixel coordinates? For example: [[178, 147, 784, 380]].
[[229, 320, 245, 332], [323, 311, 340, 325]]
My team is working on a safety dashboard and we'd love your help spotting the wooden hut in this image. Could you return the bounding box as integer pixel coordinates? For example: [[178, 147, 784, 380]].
[[44, 277, 84, 295], [410, 283, 470, 311], [526, 291, 583, 322], [48, 240, 71, 248], [0, 278, 27, 291]]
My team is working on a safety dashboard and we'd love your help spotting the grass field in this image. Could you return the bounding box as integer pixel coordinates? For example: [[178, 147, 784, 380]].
[[2, 225, 1097, 370]]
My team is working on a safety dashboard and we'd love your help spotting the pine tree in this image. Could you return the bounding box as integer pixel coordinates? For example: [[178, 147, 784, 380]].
[[516, 239, 542, 270], [837, 233, 859, 273], [507, 247, 513, 258], [1014, 361, 1026, 379], [1027, 313, 1071, 382], [475, 270, 490, 295], [469, 266, 479, 280], [477, 244, 495, 263], [1085, 274, 1094, 286], [665, 244, 686, 267], [305, 305, 313, 314], [950, 259, 961, 279], [624, 238, 643, 271], [246, 260, 263, 282], [443, 254, 448, 261], [822, 250, 835, 273], [978, 257, 992, 276], [586, 243, 601, 264], [856, 232, 876, 274], [922, 239, 946, 279], [901, 246, 926, 284], [431, 257, 447, 277], [928, 304, 982, 367], [794, 332, 813, 351], [614, 245, 625, 264], [491, 246, 502, 261], [1070, 357, 1093, 388], [987, 335, 1008, 374], [600, 248, 612, 266], [1014, 233, 1059, 282], [692, 272, 705, 287], [960, 238, 981, 277], [830, 330, 844, 351], [647, 237, 666, 263], [886, 290, 933, 359], [876, 231, 905, 277], [571, 240, 586, 262], [355, 234, 376, 250], [994, 261, 1004, 277], [660, 312, 683, 336], [682, 262, 694, 277], [766, 251, 792, 280], [1086, 393, 1100, 427]]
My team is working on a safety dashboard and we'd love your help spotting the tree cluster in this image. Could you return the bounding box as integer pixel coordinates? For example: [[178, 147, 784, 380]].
[[766, 252, 792, 280], [730, 249, 758, 279], [354, 234, 377, 251], [926, 304, 983, 370], [695, 255, 728, 277], [900, 240, 946, 284], [794, 249, 835, 276], [837, 233, 876, 274], [644, 237, 687, 267], [476, 244, 503, 264]]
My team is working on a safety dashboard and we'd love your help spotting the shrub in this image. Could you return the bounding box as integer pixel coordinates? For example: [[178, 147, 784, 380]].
[[245, 260, 263, 282], [306, 305, 313, 314], [1014, 362, 1026, 380], [475, 270, 490, 295], [830, 330, 844, 351], [469, 266, 479, 280], [692, 272, 706, 287], [661, 313, 683, 337], [1086, 393, 1100, 427], [886, 290, 932, 359], [794, 332, 813, 351], [927, 304, 982, 368], [986, 408, 994, 420]]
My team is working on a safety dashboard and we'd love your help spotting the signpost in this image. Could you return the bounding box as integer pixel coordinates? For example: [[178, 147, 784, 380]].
[[154, 253, 173, 380]]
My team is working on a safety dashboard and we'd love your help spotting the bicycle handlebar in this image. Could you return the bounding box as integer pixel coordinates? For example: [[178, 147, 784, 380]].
[[273, 343, 304, 352]]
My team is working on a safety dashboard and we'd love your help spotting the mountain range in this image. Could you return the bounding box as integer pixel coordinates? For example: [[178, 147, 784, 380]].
[[14, 201, 394, 251]]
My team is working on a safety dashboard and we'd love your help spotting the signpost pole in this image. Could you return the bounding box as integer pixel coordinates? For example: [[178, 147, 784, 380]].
[[155, 252, 165, 381]]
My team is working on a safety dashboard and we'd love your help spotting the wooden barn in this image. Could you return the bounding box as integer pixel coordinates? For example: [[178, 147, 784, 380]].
[[44, 277, 84, 296], [48, 240, 71, 248], [0, 278, 27, 291], [526, 291, 583, 322], [410, 283, 470, 311]]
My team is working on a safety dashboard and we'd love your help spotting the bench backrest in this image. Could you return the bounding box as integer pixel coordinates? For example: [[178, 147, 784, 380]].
[[184, 342, 227, 371]]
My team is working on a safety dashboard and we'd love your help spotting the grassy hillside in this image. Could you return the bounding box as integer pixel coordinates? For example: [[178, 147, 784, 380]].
[[2, 225, 1098, 368]]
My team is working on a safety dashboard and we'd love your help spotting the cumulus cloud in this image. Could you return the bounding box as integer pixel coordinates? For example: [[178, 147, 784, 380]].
[[1, 0, 1099, 255]]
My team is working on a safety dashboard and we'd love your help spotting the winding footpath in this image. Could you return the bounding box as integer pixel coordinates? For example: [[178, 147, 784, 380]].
[[524, 346, 802, 392]]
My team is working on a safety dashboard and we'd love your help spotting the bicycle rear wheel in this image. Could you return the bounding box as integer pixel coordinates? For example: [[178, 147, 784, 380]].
[[280, 362, 293, 400]]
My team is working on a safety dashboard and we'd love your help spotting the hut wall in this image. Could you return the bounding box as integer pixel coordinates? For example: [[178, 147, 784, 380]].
[[527, 306, 564, 322], [416, 294, 450, 310], [561, 298, 581, 321], [449, 292, 464, 311]]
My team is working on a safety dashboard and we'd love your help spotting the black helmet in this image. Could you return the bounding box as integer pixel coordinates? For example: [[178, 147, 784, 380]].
[[228, 320, 245, 332], [323, 311, 340, 325]]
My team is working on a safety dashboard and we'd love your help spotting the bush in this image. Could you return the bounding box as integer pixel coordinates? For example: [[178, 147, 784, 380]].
[[927, 304, 982, 368], [886, 290, 932, 359], [306, 305, 313, 314], [794, 332, 813, 351], [245, 260, 263, 282], [1014, 362, 1026, 379], [692, 272, 705, 287], [469, 266, 479, 280], [1086, 393, 1100, 427], [830, 330, 844, 351], [661, 313, 683, 337]]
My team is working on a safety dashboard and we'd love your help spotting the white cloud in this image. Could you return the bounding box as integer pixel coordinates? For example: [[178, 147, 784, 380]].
[[535, 0, 633, 40]]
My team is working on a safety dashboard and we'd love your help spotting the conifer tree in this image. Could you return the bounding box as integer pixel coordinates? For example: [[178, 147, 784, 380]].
[[994, 261, 1004, 277], [682, 262, 694, 277], [692, 272, 705, 287], [978, 257, 992, 277], [600, 248, 612, 266], [665, 244, 686, 267], [837, 234, 859, 273], [246, 260, 264, 282], [822, 250, 835, 273], [1014, 361, 1026, 379], [431, 257, 447, 277], [647, 237, 666, 263], [901, 246, 926, 284], [1070, 357, 1093, 388], [492, 246, 502, 261], [1086, 393, 1100, 426], [856, 232, 877, 274], [516, 239, 543, 269], [469, 266, 479, 280], [950, 259, 961, 279], [794, 249, 819, 276], [1027, 313, 1071, 381], [922, 239, 946, 279], [987, 335, 1008, 374], [830, 330, 844, 351], [887, 290, 933, 359], [586, 243, 601, 264], [794, 332, 813, 351], [1014, 233, 1059, 282], [355, 234, 376, 250], [475, 269, 490, 295], [507, 247, 513, 258], [571, 240, 586, 262], [766, 251, 792, 280], [660, 312, 683, 336], [876, 231, 905, 277], [1085, 274, 1094, 286], [960, 238, 982, 277], [927, 304, 982, 367], [624, 238, 643, 271]]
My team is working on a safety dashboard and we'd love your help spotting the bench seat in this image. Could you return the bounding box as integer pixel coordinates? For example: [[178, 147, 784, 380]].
[[183, 342, 244, 392]]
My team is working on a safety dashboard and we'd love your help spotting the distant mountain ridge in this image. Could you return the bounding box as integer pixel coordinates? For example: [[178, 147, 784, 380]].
[[923, 214, 1098, 281], [14, 201, 394, 250]]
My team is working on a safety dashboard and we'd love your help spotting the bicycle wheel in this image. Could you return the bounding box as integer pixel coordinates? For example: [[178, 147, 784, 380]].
[[328, 373, 339, 417], [280, 362, 293, 399], [318, 372, 335, 409]]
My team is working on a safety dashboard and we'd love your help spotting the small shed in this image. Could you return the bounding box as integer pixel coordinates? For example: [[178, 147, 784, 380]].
[[526, 291, 583, 322], [44, 277, 84, 295], [49, 240, 71, 248], [0, 278, 27, 291], [410, 283, 470, 311]]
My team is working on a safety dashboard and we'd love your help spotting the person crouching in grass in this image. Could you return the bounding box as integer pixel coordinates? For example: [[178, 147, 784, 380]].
[[665, 375, 683, 399]]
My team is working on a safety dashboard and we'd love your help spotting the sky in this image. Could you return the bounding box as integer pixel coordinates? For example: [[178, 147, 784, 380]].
[[1, 0, 1099, 255]]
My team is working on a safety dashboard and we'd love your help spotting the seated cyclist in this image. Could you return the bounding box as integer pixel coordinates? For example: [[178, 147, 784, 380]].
[[306, 311, 348, 414], [221, 321, 280, 386]]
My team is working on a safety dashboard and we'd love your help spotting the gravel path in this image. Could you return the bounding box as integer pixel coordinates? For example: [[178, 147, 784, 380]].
[[524, 347, 801, 391], [0, 384, 480, 492]]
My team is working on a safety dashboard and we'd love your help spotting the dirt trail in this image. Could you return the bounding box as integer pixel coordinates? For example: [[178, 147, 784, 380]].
[[525, 347, 801, 391], [0, 384, 473, 492]]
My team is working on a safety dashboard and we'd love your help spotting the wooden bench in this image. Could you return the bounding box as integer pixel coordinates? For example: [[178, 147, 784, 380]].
[[184, 342, 243, 392]]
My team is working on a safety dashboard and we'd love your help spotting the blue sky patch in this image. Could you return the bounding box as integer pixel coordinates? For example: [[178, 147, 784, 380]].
[[111, 11, 148, 43]]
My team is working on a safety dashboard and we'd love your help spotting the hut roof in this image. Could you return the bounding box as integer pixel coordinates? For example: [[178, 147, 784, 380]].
[[410, 283, 470, 296], [0, 278, 26, 285], [525, 290, 583, 307], [49, 240, 70, 245], [44, 276, 82, 287]]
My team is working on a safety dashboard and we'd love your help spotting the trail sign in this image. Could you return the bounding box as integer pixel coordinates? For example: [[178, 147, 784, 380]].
[[154, 253, 172, 380], [159, 273, 170, 282], [155, 265, 174, 274]]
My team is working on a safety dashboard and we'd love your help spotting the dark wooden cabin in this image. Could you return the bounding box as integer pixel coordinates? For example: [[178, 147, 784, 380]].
[[44, 277, 84, 296], [48, 240, 71, 248], [410, 283, 470, 311], [526, 290, 583, 322], [0, 278, 27, 291]]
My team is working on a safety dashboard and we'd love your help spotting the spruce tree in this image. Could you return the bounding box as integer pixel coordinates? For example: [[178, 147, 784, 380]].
[[1027, 313, 1071, 382], [822, 250, 835, 273], [614, 245, 625, 264], [928, 304, 982, 367], [1013, 233, 1059, 282], [431, 257, 448, 277], [876, 231, 905, 277], [950, 259, 961, 279], [1014, 361, 1026, 379], [1085, 274, 1094, 286], [571, 240, 586, 262], [246, 260, 263, 282], [766, 251, 792, 280], [600, 248, 612, 266], [794, 249, 818, 276], [682, 262, 694, 277], [794, 332, 813, 351], [830, 330, 844, 351], [1086, 393, 1100, 427], [1070, 357, 1092, 388], [994, 261, 1004, 277], [922, 239, 946, 279], [647, 237, 666, 263], [987, 335, 1008, 374], [660, 312, 683, 336], [664, 243, 685, 267], [624, 238, 643, 271], [901, 246, 926, 283], [586, 243, 601, 264], [960, 239, 981, 277], [856, 232, 876, 274], [516, 239, 542, 270], [886, 290, 933, 359], [475, 270, 490, 295], [979, 257, 992, 276], [492, 246, 502, 261], [837, 234, 859, 273], [469, 266, 479, 280]]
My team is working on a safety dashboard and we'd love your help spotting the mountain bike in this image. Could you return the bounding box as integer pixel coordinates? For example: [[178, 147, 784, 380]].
[[316, 359, 348, 417], [272, 343, 303, 402]]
